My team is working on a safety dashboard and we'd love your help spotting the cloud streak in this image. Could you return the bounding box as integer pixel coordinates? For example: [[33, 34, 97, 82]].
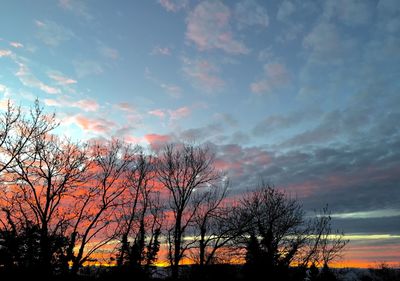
[[16, 62, 61, 94]]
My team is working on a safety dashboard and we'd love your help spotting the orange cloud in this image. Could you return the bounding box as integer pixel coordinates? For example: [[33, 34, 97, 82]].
[[0, 49, 13, 57]]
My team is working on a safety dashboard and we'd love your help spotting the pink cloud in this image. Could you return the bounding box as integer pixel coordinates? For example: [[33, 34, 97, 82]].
[[73, 99, 99, 112], [250, 63, 289, 94], [0, 49, 12, 57], [145, 133, 171, 150], [48, 71, 77, 85], [44, 98, 62, 107], [124, 135, 142, 144], [148, 109, 166, 119], [169, 106, 190, 120], [16, 62, 61, 94], [158, 0, 188, 12], [9, 42, 23, 48], [186, 1, 249, 54], [182, 57, 225, 93], [72, 114, 116, 134]]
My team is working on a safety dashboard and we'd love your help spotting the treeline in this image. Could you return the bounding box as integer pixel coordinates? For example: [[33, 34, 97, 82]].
[[0, 101, 348, 281]]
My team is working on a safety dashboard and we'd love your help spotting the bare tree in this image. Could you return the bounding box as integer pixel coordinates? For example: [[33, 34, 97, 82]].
[[67, 139, 136, 274], [5, 134, 89, 275], [241, 185, 306, 279], [157, 143, 221, 279], [240, 184, 347, 280], [192, 181, 247, 268], [116, 150, 163, 275], [0, 99, 57, 175], [303, 206, 348, 268]]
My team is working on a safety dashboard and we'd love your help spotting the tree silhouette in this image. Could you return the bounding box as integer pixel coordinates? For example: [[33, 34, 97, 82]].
[[239, 184, 347, 281], [156, 143, 221, 279]]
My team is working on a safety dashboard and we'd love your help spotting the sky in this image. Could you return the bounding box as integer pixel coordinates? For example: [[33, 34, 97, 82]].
[[0, 0, 399, 267]]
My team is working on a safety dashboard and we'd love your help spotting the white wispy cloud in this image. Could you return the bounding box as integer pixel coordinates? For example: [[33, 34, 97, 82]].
[[158, 0, 188, 12], [58, 0, 93, 20], [35, 19, 74, 46], [48, 71, 77, 85], [73, 60, 103, 78], [234, 0, 269, 29], [98, 45, 119, 60], [151, 46, 171, 56], [16, 62, 61, 94], [45, 97, 99, 112], [9, 42, 24, 48]]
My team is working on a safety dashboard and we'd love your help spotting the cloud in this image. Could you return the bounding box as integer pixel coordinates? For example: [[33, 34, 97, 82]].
[[151, 46, 171, 56], [253, 109, 321, 136], [213, 113, 238, 127], [322, 0, 373, 26], [45, 97, 99, 112], [250, 63, 289, 94], [73, 60, 103, 78], [179, 123, 223, 142], [58, 0, 93, 20], [276, 0, 295, 22], [303, 22, 357, 64], [158, 0, 188, 12], [258, 47, 274, 61], [144, 133, 171, 150], [186, 1, 249, 54], [168, 106, 190, 120], [331, 209, 400, 219], [15, 62, 61, 94], [160, 83, 182, 98], [115, 102, 134, 112], [35, 19, 74, 46], [48, 71, 77, 85], [234, 0, 269, 29], [0, 49, 12, 57], [98, 46, 119, 60], [70, 114, 116, 134], [144, 67, 182, 98], [303, 22, 340, 57], [182, 57, 225, 93], [9, 42, 23, 48], [73, 99, 100, 112], [148, 109, 166, 119]]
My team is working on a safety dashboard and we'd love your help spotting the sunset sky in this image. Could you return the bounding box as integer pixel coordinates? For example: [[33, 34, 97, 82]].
[[0, 0, 399, 267]]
